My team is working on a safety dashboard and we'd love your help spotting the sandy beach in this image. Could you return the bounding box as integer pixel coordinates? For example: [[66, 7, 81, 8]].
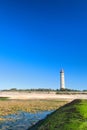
[[0, 91, 87, 100]]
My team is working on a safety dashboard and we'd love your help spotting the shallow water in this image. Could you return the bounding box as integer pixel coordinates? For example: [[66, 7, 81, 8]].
[[0, 110, 53, 130]]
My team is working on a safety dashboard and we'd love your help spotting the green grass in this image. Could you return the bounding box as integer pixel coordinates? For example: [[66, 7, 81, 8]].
[[29, 99, 87, 130], [0, 97, 9, 100]]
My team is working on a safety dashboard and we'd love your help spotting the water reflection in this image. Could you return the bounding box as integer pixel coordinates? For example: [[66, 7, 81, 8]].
[[0, 111, 53, 130]]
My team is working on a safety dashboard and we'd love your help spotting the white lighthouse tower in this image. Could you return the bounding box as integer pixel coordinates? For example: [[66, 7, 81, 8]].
[[60, 69, 65, 90]]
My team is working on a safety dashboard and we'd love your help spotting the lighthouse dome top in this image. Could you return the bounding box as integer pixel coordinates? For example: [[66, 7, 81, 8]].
[[60, 69, 64, 73]]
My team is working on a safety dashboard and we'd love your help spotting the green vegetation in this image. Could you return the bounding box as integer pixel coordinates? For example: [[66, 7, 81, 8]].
[[2, 88, 56, 92], [30, 99, 87, 130], [0, 97, 9, 100], [58, 88, 81, 91], [2, 88, 87, 94], [56, 89, 87, 94]]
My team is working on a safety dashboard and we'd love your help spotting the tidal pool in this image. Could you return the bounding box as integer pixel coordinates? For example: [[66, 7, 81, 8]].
[[0, 110, 53, 130]]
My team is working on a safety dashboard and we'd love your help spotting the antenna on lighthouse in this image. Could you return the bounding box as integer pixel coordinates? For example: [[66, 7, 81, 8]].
[[60, 69, 65, 90]]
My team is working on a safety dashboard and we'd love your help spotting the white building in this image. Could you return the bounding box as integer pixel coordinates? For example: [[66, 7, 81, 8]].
[[60, 69, 65, 90]]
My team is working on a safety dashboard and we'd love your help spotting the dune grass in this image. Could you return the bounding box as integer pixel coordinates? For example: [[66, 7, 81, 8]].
[[30, 99, 87, 130], [0, 99, 68, 116]]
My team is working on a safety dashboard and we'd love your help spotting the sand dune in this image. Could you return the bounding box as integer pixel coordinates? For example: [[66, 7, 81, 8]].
[[0, 91, 87, 100]]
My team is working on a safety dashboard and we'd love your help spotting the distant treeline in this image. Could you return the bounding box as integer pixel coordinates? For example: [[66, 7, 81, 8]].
[[56, 88, 87, 94], [1, 88, 56, 92], [57, 88, 81, 92], [1, 88, 86, 93]]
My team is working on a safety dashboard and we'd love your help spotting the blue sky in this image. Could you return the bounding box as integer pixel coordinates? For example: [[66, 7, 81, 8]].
[[0, 0, 87, 90]]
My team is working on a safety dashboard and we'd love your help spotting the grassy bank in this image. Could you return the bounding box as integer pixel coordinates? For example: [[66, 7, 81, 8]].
[[0, 99, 68, 116], [0, 97, 9, 100], [29, 99, 87, 130]]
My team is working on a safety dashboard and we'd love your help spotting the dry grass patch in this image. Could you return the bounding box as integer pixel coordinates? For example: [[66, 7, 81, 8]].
[[0, 99, 68, 116]]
